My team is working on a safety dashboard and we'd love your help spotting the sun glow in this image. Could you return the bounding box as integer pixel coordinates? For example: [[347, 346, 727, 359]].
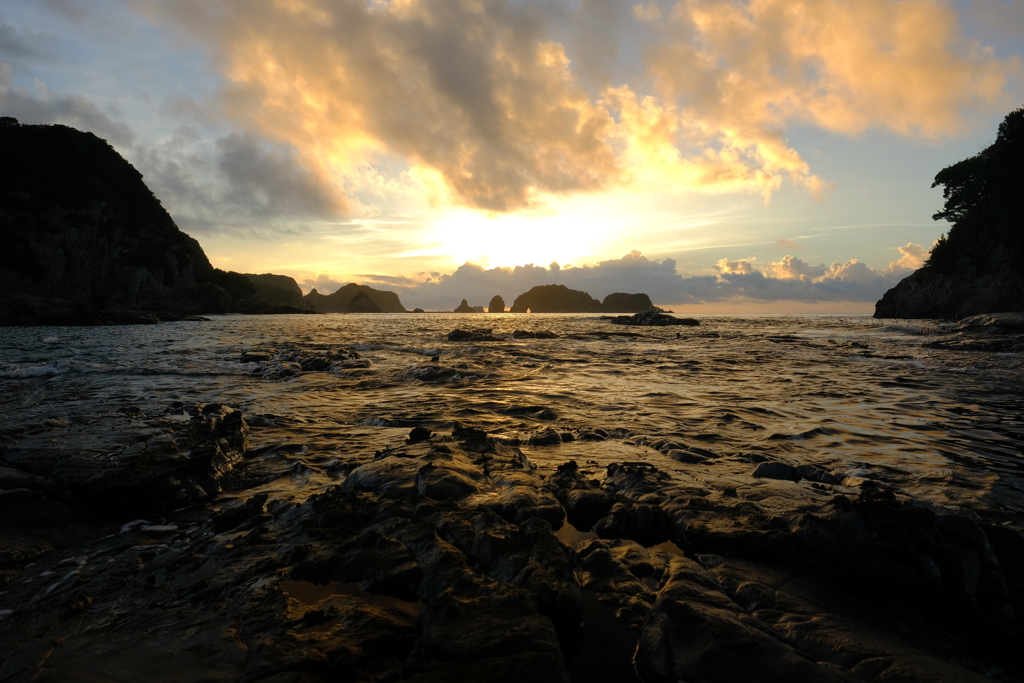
[[430, 207, 618, 268]]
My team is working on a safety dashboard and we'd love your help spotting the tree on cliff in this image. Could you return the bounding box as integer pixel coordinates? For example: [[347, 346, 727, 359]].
[[926, 106, 1024, 273]]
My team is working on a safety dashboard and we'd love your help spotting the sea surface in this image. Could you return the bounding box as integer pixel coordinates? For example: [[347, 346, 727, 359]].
[[2, 312, 1023, 529]]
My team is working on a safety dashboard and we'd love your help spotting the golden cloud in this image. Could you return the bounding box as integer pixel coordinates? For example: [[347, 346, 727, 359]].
[[140, 0, 1019, 214]]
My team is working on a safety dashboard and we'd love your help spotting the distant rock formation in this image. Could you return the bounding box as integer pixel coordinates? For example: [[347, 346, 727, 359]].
[[303, 283, 406, 313], [509, 284, 602, 313], [609, 311, 699, 326], [244, 273, 304, 308], [0, 118, 261, 324], [488, 295, 505, 313], [875, 107, 1024, 319], [602, 292, 655, 313], [348, 291, 383, 313], [454, 299, 476, 313]]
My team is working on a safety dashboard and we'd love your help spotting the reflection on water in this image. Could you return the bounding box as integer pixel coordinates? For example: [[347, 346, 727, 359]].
[[1, 313, 1022, 528]]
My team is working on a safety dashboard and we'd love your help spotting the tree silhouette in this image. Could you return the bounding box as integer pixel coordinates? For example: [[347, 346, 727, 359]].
[[927, 107, 1024, 272]]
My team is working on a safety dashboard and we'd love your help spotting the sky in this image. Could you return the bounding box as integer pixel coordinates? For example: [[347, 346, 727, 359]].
[[2, 0, 1023, 312]]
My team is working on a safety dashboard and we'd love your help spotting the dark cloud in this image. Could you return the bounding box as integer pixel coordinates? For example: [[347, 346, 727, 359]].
[[0, 75, 135, 146], [346, 249, 920, 310], [1, 70, 345, 236], [41, 0, 89, 22], [0, 22, 48, 61], [214, 132, 345, 219]]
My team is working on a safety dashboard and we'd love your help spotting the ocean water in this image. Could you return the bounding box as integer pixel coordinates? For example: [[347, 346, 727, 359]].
[[1, 312, 1022, 529]]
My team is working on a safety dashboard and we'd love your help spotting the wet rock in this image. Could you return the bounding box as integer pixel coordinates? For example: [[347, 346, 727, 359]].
[[634, 556, 857, 683], [511, 330, 559, 339], [609, 311, 700, 326], [447, 328, 501, 342], [0, 404, 249, 512], [407, 426, 433, 444], [796, 464, 841, 485], [2, 419, 1021, 683], [342, 445, 485, 498], [592, 501, 673, 547], [529, 428, 563, 446], [290, 531, 422, 601], [212, 492, 269, 533], [547, 461, 616, 531], [412, 582, 567, 675], [752, 461, 802, 482], [477, 485, 565, 527], [667, 448, 709, 464]]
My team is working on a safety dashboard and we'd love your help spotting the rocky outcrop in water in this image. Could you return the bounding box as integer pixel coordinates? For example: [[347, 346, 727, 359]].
[[303, 283, 406, 313], [488, 295, 506, 313], [609, 311, 699, 326], [1, 416, 1020, 682], [875, 107, 1024, 319], [602, 292, 655, 312], [0, 118, 264, 325], [454, 299, 477, 313], [509, 284, 603, 313]]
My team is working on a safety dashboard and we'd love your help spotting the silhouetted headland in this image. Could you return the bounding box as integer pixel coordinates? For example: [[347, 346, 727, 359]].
[[875, 107, 1024, 319]]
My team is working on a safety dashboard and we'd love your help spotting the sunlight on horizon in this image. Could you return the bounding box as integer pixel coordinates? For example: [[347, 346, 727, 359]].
[[429, 207, 620, 269]]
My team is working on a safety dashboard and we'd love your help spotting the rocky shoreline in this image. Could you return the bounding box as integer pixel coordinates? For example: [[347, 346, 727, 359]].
[[2, 400, 1022, 682]]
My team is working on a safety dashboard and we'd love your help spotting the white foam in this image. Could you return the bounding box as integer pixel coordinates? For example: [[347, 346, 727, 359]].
[[43, 570, 78, 596], [120, 519, 152, 534], [400, 347, 441, 356], [0, 362, 69, 378], [356, 416, 392, 427]]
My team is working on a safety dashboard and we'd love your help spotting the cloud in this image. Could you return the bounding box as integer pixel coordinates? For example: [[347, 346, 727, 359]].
[[141, 0, 621, 213], [0, 69, 135, 146], [889, 242, 929, 271], [136, 0, 1018, 216], [299, 273, 348, 294], [0, 22, 48, 61], [214, 132, 346, 218], [312, 244, 925, 310], [0, 69, 345, 236], [650, 0, 1016, 139]]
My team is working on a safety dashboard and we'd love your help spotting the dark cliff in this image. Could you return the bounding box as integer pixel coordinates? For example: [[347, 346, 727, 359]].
[[244, 273, 304, 308], [509, 284, 602, 313], [303, 283, 406, 313], [875, 107, 1024, 319], [0, 118, 256, 324]]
